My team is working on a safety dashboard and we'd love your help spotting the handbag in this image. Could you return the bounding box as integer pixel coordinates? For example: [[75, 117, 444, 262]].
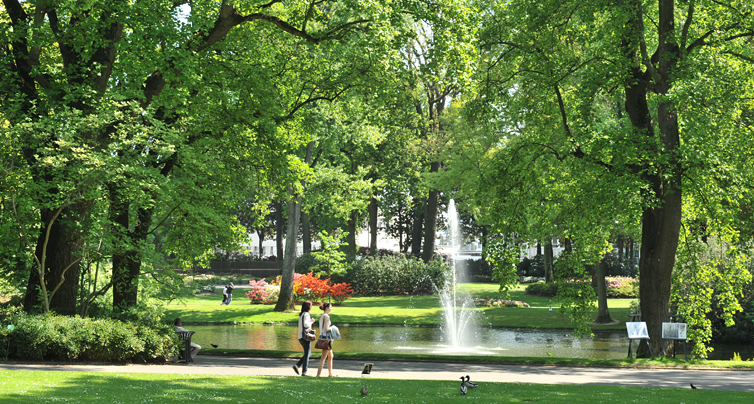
[[315, 338, 331, 350], [303, 328, 316, 342]]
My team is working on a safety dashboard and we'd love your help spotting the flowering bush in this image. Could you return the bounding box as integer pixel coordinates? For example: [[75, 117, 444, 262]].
[[265, 284, 280, 302], [605, 276, 636, 288], [247, 273, 353, 304], [475, 298, 530, 308], [328, 282, 354, 304], [247, 279, 270, 304]]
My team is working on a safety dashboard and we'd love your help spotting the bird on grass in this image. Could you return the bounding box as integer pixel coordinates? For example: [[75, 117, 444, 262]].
[[210, 344, 219, 348], [690, 383, 698, 389], [464, 375, 478, 388], [459, 378, 467, 396], [360, 386, 368, 396]]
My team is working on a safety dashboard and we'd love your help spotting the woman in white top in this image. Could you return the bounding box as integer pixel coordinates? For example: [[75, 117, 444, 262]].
[[316, 302, 335, 377], [293, 301, 315, 376]]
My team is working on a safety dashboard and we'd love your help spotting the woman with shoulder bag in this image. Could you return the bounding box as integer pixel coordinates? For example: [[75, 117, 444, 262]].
[[293, 301, 316, 376], [316, 302, 336, 377]]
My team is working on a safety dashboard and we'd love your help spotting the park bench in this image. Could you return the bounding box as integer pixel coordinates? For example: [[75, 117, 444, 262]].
[[176, 331, 196, 363]]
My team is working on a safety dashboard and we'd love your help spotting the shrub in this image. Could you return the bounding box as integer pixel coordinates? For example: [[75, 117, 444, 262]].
[[604, 276, 639, 298], [247, 279, 271, 303], [0, 311, 176, 362], [344, 255, 447, 296], [525, 281, 558, 297], [294, 253, 318, 274]]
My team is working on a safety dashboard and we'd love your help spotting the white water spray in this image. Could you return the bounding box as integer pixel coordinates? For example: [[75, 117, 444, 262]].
[[438, 199, 478, 348]]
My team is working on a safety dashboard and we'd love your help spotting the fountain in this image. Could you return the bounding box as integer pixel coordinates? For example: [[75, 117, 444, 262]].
[[437, 199, 479, 349]]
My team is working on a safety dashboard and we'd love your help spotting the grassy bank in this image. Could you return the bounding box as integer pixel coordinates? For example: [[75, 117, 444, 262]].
[[165, 283, 631, 331], [1, 370, 752, 404]]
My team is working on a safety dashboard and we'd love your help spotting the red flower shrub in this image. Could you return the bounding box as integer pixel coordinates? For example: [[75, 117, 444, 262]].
[[328, 282, 354, 304]]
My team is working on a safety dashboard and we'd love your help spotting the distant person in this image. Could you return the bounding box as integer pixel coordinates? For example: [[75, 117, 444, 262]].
[[316, 302, 337, 377], [222, 282, 235, 305], [221, 285, 228, 305], [173, 318, 201, 359], [293, 301, 315, 376]]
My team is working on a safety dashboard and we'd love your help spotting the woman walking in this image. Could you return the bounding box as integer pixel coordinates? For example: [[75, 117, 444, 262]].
[[293, 301, 315, 376], [316, 302, 336, 377]]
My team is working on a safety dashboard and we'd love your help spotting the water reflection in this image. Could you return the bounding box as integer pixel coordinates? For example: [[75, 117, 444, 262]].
[[189, 325, 754, 360]]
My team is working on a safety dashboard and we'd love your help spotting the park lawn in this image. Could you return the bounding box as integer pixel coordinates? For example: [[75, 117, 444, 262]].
[[165, 283, 631, 330], [1, 371, 751, 404]]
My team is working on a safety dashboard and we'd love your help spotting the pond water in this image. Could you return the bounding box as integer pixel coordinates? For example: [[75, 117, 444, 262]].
[[189, 325, 754, 360]]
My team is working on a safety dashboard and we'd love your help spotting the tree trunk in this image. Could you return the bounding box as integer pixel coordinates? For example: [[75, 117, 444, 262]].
[[275, 201, 284, 260], [346, 210, 358, 259], [536, 242, 542, 257], [110, 183, 154, 311], [274, 141, 314, 312], [594, 260, 613, 324], [411, 197, 424, 257], [301, 211, 311, 254], [257, 228, 266, 258], [368, 197, 378, 255], [544, 241, 554, 283], [622, 0, 682, 357], [23, 204, 88, 314], [421, 162, 442, 263]]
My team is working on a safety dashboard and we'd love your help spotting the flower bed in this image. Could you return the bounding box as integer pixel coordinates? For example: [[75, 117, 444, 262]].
[[475, 298, 530, 308], [247, 273, 353, 305]]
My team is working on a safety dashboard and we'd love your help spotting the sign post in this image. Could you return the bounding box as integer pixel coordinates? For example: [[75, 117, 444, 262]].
[[661, 322, 688, 360], [626, 322, 653, 359]]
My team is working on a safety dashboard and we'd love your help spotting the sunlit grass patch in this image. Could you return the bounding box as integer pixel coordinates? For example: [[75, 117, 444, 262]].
[[1, 371, 752, 404]]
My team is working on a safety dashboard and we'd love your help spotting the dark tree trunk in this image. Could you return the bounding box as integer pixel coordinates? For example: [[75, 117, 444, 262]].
[[629, 238, 635, 267], [594, 260, 613, 324], [368, 197, 378, 255], [346, 210, 358, 259], [421, 162, 442, 263], [301, 211, 311, 254], [411, 197, 424, 257], [109, 182, 154, 311], [23, 203, 88, 314], [624, 0, 682, 356], [563, 237, 572, 253], [257, 228, 266, 258], [544, 241, 554, 283], [275, 201, 284, 260], [536, 242, 542, 256], [616, 235, 624, 260]]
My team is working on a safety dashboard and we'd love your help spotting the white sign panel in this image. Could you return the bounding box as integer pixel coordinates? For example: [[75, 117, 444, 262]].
[[626, 322, 649, 339], [662, 322, 687, 340]]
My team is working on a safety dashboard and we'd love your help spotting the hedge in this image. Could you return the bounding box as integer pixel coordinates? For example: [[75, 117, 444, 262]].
[[0, 311, 178, 362], [335, 255, 447, 296]]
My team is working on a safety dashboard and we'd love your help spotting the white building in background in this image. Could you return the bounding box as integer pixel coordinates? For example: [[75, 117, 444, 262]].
[[240, 215, 484, 260]]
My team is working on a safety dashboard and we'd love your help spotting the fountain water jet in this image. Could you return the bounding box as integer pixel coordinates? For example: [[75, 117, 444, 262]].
[[437, 199, 479, 349]]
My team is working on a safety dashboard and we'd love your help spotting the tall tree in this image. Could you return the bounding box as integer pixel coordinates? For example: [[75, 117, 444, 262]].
[[472, 0, 754, 354]]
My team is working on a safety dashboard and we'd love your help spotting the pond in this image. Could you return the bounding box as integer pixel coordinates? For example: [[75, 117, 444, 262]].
[[189, 325, 754, 360]]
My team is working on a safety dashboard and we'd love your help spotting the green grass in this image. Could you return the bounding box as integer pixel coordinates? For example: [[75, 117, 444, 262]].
[[1, 371, 752, 403], [165, 283, 631, 330]]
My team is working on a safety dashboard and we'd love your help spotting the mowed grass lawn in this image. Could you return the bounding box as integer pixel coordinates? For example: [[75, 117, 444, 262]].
[[2, 371, 752, 404], [165, 283, 631, 330]]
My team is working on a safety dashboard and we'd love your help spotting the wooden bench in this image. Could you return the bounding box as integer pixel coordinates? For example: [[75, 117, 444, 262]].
[[176, 331, 196, 363]]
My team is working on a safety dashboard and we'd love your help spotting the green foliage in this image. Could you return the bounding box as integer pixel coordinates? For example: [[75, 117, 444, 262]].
[[342, 255, 447, 296], [310, 230, 351, 277], [484, 236, 520, 294], [526, 282, 558, 298], [0, 311, 176, 362], [673, 231, 752, 359]]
